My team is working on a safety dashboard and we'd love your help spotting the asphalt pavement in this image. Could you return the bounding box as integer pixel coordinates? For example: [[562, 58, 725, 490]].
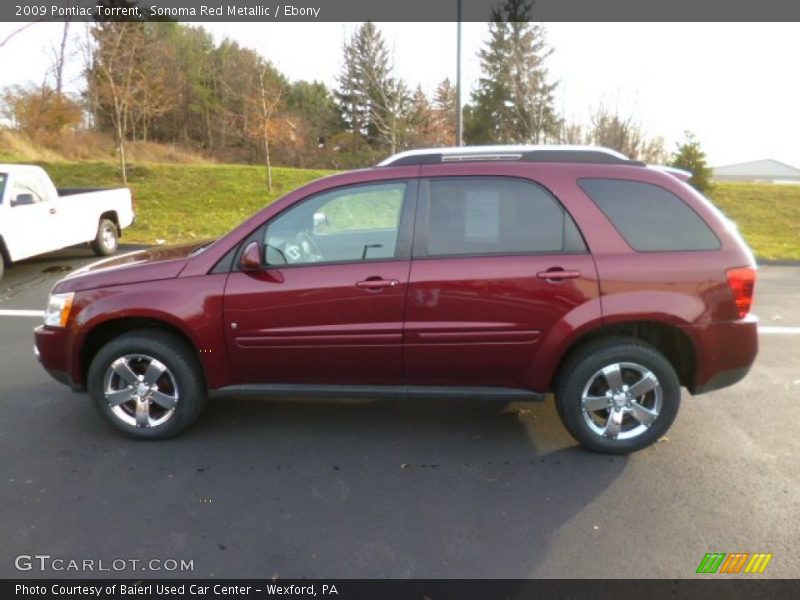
[[1, 246, 798, 579]]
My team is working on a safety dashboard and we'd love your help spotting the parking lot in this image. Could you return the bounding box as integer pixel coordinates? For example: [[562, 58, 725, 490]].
[[1, 246, 798, 579]]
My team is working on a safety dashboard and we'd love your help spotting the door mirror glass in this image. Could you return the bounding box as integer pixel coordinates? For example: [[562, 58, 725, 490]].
[[11, 193, 35, 207], [239, 241, 263, 270]]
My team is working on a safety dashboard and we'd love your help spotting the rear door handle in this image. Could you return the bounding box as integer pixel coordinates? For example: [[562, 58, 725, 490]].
[[537, 268, 581, 281], [49, 207, 57, 215], [356, 278, 399, 291]]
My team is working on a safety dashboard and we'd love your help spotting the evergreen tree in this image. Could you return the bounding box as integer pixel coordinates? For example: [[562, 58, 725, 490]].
[[466, 0, 559, 144], [670, 131, 713, 192], [336, 22, 408, 153], [336, 32, 368, 151]]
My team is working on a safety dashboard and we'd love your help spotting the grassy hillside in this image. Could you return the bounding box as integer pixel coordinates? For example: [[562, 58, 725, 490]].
[[41, 161, 334, 244], [19, 159, 800, 262], [708, 183, 800, 261]]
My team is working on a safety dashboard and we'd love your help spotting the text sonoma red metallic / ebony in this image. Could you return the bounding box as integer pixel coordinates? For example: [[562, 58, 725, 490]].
[[34, 146, 758, 453]]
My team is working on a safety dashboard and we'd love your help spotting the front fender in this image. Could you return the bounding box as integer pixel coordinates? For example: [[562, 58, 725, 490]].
[[67, 275, 231, 389]]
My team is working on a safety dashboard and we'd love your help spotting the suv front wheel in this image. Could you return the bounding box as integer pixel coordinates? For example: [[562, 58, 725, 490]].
[[555, 338, 681, 454], [87, 329, 206, 439]]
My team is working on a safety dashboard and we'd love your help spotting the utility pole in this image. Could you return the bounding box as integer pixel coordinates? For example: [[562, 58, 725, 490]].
[[455, 0, 463, 146]]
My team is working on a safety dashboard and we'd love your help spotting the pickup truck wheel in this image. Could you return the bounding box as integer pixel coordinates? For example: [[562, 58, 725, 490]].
[[87, 330, 206, 439], [555, 338, 680, 454], [91, 219, 118, 256]]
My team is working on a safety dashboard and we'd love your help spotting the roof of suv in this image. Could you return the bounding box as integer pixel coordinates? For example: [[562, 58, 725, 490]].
[[377, 145, 645, 167]]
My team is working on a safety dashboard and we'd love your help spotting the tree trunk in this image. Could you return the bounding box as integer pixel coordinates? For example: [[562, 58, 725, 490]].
[[264, 136, 272, 193], [116, 119, 127, 184], [55, 20, 70, 95]]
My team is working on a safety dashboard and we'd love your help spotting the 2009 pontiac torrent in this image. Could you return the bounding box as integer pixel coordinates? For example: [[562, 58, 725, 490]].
[[34, 146, 758, 453]]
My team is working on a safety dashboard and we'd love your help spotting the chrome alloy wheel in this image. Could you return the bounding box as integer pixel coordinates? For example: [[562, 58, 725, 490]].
[[103, 354, 179, 428], [580, 362, 662, 440]]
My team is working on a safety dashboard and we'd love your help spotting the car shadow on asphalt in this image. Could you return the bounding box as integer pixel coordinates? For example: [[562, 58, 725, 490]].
[[2, 386, 628, 578], [180, 395, 630, 577]]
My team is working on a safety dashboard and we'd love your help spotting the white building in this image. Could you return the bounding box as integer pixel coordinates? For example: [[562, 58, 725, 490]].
[[713, 159, 800, 184]]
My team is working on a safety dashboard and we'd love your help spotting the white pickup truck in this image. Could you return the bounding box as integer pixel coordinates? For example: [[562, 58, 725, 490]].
[[0, 164, 135, 281]]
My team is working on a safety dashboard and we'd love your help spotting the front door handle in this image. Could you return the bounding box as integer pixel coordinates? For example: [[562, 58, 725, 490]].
[[537, 268, 581, 282], [356, 277, 399, 291]]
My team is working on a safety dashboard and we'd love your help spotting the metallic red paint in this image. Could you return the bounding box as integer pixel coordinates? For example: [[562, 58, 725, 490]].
[[34, 160, 758, 398]]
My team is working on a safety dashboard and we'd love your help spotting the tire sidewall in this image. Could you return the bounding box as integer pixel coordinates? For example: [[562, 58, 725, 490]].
[[556, 341, 681, 454], [87, 331, 205, 440], [93, 219, 118, 256]]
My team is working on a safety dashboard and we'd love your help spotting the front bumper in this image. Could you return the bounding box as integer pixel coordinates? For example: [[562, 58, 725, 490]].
[[34, 325, 81, 391]]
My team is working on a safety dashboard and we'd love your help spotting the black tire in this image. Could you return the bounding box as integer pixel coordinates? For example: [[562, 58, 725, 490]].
[[0, 255, 4, 282], [90, 218, 118, 256], [87, 329, 206, 440], [554, 337, 681, 454]]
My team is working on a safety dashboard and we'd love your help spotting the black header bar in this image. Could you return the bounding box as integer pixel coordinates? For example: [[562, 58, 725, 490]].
[[4, 0, 800, 22]]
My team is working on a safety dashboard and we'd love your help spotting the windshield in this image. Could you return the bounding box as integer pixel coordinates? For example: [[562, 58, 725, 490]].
[[0, 173, 6, 205]]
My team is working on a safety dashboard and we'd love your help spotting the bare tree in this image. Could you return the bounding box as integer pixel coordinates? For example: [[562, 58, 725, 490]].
[[244, 67, 285, 193], [587, 104, 666, 162], [0, 21, 42, 50], [364, 67, 408, 155], [53, 18, 71, 94], [130, 35, 179, 142], [88, 22, 147, 183], [559, 121, 590, 145]]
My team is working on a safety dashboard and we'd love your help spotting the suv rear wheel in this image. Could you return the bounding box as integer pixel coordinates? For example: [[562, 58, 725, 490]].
[[87, 330, 206, 439], [555, 337, 680, 454]]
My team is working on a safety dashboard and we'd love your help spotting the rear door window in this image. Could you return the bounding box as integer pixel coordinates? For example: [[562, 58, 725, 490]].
[[421, 177, 586, 257], [578, 178, 720, 251]]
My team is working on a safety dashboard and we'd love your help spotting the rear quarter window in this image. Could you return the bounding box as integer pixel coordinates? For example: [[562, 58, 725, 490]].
[[578, 178, 720, 251]]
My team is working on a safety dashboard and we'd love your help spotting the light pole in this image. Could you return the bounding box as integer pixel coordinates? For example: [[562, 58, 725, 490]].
[[455, 0, 463, 146]]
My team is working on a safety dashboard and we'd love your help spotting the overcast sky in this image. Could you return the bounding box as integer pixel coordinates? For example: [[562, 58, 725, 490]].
[[1, 21, 798, 167]]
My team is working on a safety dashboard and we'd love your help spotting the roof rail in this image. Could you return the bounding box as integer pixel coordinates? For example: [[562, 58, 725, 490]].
[[648, 164, 692, 182], [377, 145, 645, 167]]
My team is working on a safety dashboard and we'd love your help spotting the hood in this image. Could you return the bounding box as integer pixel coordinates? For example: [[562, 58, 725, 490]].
[[54, 240, 212, 293]]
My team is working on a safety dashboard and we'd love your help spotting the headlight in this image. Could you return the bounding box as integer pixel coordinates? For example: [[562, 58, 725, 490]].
[[44, 292, 75, 327]]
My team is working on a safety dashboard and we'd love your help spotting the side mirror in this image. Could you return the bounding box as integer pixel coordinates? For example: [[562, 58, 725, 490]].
[[10, 193, 35, 207], [239, 241, 263, 270]]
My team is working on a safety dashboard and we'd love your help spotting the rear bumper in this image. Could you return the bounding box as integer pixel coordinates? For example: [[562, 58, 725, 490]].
[[34, 325, 83, 391], [687, 315, 758, 395], [693, 365, 752, 395]]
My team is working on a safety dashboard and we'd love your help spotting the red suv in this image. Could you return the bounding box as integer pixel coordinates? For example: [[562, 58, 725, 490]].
[[33, 146, 758, 453]]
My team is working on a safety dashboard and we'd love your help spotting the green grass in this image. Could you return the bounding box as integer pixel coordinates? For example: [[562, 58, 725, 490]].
[[708, 183, 800, 261], [40, 161, 334, 244], [315, 183, 404, 232], [24, 159, 800, 261]]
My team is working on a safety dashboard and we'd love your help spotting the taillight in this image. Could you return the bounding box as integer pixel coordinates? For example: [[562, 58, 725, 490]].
[[726, 266, 756, 319]]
